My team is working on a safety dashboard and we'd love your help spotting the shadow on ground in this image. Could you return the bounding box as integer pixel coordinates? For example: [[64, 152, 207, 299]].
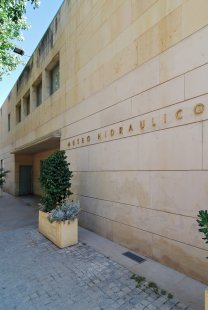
[[0, 192, 39, 232]]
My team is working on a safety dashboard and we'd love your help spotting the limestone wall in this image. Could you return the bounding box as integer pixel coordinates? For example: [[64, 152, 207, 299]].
[[62, 0, 208, 284], [0, 0, 208, 283]]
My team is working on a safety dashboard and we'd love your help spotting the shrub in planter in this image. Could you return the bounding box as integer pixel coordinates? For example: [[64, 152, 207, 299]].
[[0, 168, 9, 197], [38, 150, 79, 248], [48, 200, 80, 223], [197, 211, 208, 306], [39, 150, 73, 212], [39, 199, 80, 248], [197, 210, 208, 257]]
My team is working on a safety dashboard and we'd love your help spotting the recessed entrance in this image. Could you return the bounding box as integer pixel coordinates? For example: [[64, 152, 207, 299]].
[[12, 131, 61, 196], [19, 165, 33, 195]]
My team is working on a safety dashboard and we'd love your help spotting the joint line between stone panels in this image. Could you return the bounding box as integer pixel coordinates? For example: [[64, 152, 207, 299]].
[[62, 96, 208, 142], [183, 90, 208, 103], [81, 210, 208, 252], [8, 46, 208, 146], [62, 84, 160, 130], [185, 61, 208, 79], [5, 45, 208, 136], [62, 96, 131, 129], [63, 117, 205, 145], [63, 65, 208, 131], [37, 82, 208, 138], [72, 2, 109, 52], [62, 100, 179, 140], [130, 63, 208, 106], [127, 43, 208, 108], [75, 0, 128, 64], [202, 121, 204, 169], [64, 119, 205, 150], [136, 0, 187, 55], [72, 169, 206, 172], [153, 24, 208, 76], [69, 2, 98, 37], [74, 194, 197, 219], [141, 0, 160, 18], [63, 73, 184, 129], [73, 0, 107, 48], [76, 0, 184, 89]]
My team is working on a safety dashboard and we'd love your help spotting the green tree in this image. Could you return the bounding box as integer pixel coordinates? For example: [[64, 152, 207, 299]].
[[197, 210, 208, 259], [39, 150, 73, 212], [0, 0, 40, 79], [0, 168, 9, 196]]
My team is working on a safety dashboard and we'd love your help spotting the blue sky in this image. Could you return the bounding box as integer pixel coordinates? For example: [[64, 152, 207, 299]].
[[0, 0, 64, 107]]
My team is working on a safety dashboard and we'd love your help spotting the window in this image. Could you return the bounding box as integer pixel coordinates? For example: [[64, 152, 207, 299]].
[[8, 113, 10, 132], [50, 63, 59, 95], [23, 91, 30, 117], [36, 81, 42, 106], [25, 94, 30, 116], [16, 103, 21, 124], [32, 75, 42, 108]]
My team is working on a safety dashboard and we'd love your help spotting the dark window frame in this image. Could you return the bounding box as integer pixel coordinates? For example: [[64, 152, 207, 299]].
[[50, 62, 60, 95], [8, 113, 10, 132], [16, 103, 21, 124], [36, 80, 42, 107], [25, 94, 30, 116]]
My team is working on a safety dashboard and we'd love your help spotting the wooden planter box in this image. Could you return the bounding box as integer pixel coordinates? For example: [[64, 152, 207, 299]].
[[38, 210, 78, 248]]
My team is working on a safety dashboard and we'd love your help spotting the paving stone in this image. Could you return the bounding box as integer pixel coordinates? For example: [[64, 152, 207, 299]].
[[122, 287, 131, 294], [112, 286, 120, 293], [129, 296, 144, 306], [0, 226, 190, 310], [169, 297, 180, 305], [177, 303, 189, 309], [160, 305, 173, 310], [153, 296, 167, 307], [141, 299, 151, 306], [117, 298, 126, 305], [147, 296, 155, 302], [147, 304, 157, 310], [134, 304, 146, 310]]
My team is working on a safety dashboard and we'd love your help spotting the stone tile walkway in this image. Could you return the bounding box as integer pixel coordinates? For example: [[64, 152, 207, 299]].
[[0, 225, 192, 310]]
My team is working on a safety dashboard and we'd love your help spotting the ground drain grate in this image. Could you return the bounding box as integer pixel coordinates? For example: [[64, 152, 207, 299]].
[[122, 251, 146, 263]]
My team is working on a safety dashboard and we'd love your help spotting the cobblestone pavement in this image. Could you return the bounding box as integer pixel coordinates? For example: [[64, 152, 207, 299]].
[[0, 226, 192, 310]]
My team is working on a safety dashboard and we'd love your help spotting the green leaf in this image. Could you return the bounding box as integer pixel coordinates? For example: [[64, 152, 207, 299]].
[[0, 0, 39, 79], [197, 210, 208, 258], [39, 151, 73, 212]]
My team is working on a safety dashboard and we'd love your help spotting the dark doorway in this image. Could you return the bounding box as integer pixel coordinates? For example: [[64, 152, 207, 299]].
[[19, 166, 33, 195]]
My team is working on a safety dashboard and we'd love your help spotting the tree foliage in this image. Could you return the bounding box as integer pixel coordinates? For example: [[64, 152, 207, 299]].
[[197, 210, 208, 244], [39, 150, 73, 212], [48, 201, 80, 223], [0, 0, 40, 79], [197, 210, 208, 258], [0, 168, 9, 188]]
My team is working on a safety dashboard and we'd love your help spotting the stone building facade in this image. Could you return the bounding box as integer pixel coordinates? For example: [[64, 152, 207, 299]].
[[0, 0, 208, 284]]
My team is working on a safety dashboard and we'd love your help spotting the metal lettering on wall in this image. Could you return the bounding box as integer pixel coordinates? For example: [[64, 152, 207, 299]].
[[67, 103, 205, 149]]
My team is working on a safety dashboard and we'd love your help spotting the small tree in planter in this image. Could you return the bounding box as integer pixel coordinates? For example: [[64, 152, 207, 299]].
[[0, 168, 9, 197], [38, 150, 80, 248], [197, 210, 208, 306], [39, 150, 73, 212], [197, 210, 208, 257]]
